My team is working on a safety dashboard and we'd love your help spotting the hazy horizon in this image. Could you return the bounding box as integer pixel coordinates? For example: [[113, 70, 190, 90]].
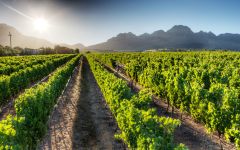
[[0, 0, 240, 46]]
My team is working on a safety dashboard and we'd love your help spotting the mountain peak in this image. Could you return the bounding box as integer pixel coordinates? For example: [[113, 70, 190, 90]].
[[117, 32, 136, 37], [0, 23, 18, 34], [0, 23, 11, 27], [167, 25, 193, 34], [108, 32, 136, 41], [197, 31, 216, 37], [151, 30, 165, 36]]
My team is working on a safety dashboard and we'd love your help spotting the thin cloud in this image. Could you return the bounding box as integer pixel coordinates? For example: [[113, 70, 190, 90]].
[[0, 1, 34, 20]]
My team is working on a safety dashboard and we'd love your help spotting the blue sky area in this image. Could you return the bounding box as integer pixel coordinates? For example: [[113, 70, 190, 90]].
[[0, 0, 239, 45]]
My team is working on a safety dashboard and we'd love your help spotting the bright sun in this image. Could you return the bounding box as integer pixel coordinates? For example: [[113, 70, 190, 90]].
[[33, 18, 49, 32]]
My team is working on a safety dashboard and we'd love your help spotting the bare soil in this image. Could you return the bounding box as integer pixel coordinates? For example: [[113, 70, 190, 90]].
[[39, 57, 125, 150], [101, 62, 236, 150]]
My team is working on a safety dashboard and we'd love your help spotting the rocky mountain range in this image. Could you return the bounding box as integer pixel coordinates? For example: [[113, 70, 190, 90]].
[[88, 25, 240, 51]]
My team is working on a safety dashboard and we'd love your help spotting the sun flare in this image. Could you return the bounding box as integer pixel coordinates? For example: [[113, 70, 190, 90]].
[[33, 18, 49, 32]]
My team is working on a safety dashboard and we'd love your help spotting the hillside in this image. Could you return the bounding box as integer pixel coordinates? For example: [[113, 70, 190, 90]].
[[0, 23, 85, 49], [0, 24, 55, 48]]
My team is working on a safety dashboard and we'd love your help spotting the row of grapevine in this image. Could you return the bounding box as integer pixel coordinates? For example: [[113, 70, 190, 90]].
[[93, 51, 240, 149], [0, 54, 75, 105], [0, 55, 67, 75], [0, 55, 81, 149], [87, 55, 187, 150]]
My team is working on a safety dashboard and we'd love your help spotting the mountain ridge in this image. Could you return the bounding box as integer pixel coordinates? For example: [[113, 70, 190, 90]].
[[88, 25, 240, 51], [1, 23, 240, 51]]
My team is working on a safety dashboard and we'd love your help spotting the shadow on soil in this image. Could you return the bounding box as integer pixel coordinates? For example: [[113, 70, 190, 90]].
[[71, 57, 126, 150]]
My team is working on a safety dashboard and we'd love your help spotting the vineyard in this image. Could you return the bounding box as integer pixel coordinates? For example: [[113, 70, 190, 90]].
[[91, 51, 240, 149], [0, 52, 239, 150], [0, 54, 80, 149]]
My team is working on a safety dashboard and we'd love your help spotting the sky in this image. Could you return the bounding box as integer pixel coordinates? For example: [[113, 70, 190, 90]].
[[0, 0, 240, 46]]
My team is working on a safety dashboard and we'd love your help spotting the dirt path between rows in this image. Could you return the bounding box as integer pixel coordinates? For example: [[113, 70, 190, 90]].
[[39, 57, 125, 150], [100, 61, 236, 150]]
